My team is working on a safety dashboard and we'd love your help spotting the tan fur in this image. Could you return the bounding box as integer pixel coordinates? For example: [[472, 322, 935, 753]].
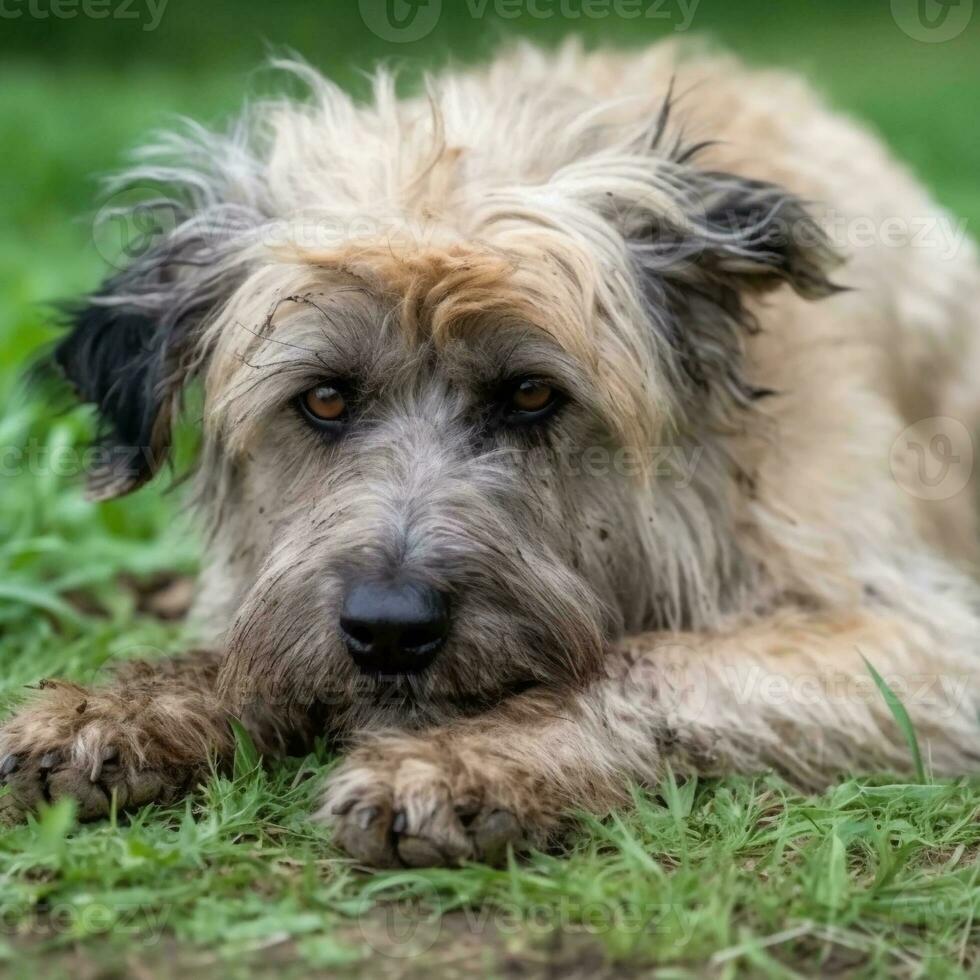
[[3, 42, 980, 865], [0, 652, 231, 822]]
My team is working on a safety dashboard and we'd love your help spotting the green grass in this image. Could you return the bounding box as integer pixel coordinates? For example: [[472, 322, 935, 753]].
[[2, 3, 980, 976], [2, 764, 979, 976]]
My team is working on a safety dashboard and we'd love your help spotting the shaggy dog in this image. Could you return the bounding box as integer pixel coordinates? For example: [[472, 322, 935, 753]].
[[2, 41, 979, 867]]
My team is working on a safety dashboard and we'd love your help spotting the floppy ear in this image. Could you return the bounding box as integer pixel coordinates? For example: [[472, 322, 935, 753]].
[[627, 167, 843, 419], [53, 228, 245, 500], [660, 170, 841, 298]]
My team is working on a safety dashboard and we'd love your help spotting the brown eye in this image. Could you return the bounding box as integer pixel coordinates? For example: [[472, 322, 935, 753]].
[[502, 377, 562, 426], [510, 378, 555, 414], [302, 384, 347, 423]]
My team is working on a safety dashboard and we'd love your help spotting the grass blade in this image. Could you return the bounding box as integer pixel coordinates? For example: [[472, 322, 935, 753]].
[[230, 718, 261, 778], [862, 655, 926, 783]]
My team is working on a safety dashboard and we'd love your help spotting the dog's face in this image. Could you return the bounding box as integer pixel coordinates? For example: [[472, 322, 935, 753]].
[[194, 242, 657, 726], [51, 66, 837, 729]]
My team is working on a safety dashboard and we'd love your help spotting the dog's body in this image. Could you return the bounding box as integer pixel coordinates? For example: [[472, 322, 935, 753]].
[[3, 42, 980, 865]]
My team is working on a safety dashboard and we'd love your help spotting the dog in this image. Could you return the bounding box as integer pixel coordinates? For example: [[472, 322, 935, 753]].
[[2, 40, 980, 867]]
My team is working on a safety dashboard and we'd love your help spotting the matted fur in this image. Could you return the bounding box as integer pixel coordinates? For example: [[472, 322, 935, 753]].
[[3, 41, 980, 865]]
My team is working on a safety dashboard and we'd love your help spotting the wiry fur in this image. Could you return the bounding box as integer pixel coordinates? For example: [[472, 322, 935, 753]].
[[3, 41, 980, 866]]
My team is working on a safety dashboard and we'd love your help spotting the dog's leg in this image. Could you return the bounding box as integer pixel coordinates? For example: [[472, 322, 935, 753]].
[[0, 650, 240, 821], [321, 608, 980, 867]]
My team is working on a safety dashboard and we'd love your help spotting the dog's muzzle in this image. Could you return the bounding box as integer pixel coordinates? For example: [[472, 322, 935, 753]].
[[339, 578, 451, 675]]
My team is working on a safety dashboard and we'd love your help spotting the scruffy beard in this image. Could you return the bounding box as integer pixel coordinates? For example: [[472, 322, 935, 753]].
[[215, 523, 612, 738], [220, 633, 602, 739], [308, 669, 548, 734]]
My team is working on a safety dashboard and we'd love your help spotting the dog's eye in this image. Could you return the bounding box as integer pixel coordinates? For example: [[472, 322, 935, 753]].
[[299, 384, 348, 427], [504, 378, 561, 424]]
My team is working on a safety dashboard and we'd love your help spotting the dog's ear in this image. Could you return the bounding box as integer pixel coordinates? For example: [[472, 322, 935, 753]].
[[53, 227, 243, 501], [626, 167, 842, 419], [656, 169, 841, 298]]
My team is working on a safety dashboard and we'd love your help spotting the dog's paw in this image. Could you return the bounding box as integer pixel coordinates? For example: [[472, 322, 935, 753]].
[[0, 679, 211, 823], [317, 737, 546, 868]]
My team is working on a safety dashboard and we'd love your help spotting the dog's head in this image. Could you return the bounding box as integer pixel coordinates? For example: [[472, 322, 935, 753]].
[[53, 62, 839, 729]]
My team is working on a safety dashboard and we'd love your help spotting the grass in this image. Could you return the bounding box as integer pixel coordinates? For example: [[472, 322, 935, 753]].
[[2, 764, 979, 976], [1, 3, 979, 976]]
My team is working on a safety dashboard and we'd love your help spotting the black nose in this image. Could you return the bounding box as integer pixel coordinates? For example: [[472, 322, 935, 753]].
[[339, 579, 450, 674]]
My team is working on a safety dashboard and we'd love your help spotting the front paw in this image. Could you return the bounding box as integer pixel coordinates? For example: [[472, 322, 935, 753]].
[[318, 738, 546, 868], [0, 680, 215, 822]]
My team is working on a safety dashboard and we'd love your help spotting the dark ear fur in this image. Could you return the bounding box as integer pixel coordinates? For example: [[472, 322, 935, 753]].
[[676, 170, 843, 299], [53, 228, 237, 500], [53, 262, 218, 500], [54, 296, 173, 500], [628, 165, 843, 422]]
